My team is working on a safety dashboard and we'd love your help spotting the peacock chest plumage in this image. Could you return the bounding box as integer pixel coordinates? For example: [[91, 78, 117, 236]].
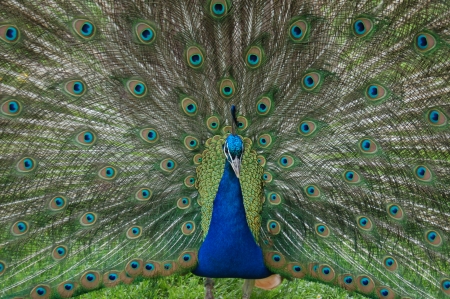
[[0, 0, 450, 299]]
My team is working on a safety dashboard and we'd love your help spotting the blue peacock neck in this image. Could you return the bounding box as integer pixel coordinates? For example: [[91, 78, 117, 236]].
[[192, 160, 272, 279]]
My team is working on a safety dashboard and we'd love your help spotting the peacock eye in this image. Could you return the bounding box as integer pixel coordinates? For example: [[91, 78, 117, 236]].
[[181, 97, 198, 116], [257, 133, 273, 148], [64, 80, 87, 97], [289, 19, 309, 42], [219, 78, 236, 99], [356, 275, 375, 293], [257, 155, 266, 167], [11, 220, 29, 236], [278, 155, 295, 168], [134, 22, 156, 44], [382, 256, 398, 271], [256, 96, 272, 115], [298, 120, 318, 136], [315, 223, 330, 237], [140, 128, 159, 143], [0, 261, 6, 275], [267, 220, 281, 235], [206, 115, 220, 131], [52, 245, 68, 260], [267, 192, 281, 205], [98, 166, 118, 180], [186, 46, 205, 69], [181, 221, 196, 235], [49, 196, 68, 211], [386, 203, 404, 220], [16, 157, 37, 173], [183, 136, 200, 151], [80, 212, 98, 226], [135, 188, 152, 201], [177, 197, 191, 209], [126, 79, 148, 98], [343, 170, 361, 184], [75, 130, 96, 147], [262, 171, 273, 183], [236, 116, 248, 131], [32, 285, 50, 297], [304, 184, 321, 198], [301, 72, 322, 92], [414, 32, 437, 54], [356, 216, 373, 231], [210, 0, 229, 18], [1, 99, 23, 117], [364, 83, 388, 102], [425, 230, 442, 247], [352, 17, 374, 38], [126, 226, 142, 239], [414, 165, 432, 182], [184, 175, 196, 187], [358, 138, 378, 154], [72, 19, 96, 40], [426, 109, 448, 127], [0, 24, 20, 43], [246, 46, 264, 69], [160, 158, 177, 172]]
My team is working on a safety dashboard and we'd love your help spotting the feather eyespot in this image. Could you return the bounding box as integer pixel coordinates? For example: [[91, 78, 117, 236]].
[[304, 184, 321, 198], [140, 128, 159, 143], [264, 251, 286, 268], [49, 196, 67, 212], [386, 204, 404, 220], [377, 287, 395, 298], [287, 262, 307, 278], [186, 46, 204, 69], [80, 271, 101, 290], [301, 72, 322, 92], [262, 171, 273, 183], [257, 155, 266, 167], [58, 281, 77, 298], [182, 221, 196, 235], [278, 155, 295, 168], [98, 166, 118, 180], [0, 24, 20, 43], [181, 97, 198, 116], [143, 261, 160, 278], [425, 230, 442, 247], [184, 175, 196, 188], [441, 279, 450, 295], [72, 19, 96, 40], [103, 271, 120, 288], [256, 96, 272, 116], [16, 157, 37, 173], [126, 226, 142, 239], [11, 220, 29, 236], [352, 17, 374, 38], [236, 116, 248, 131], [315, 224, 330, 238], [319, 265, 335, 282], [426, 109, 448, 127], [356, 216, 373, 231], [75, 130, 96, 147], [219, 78, 236, 99], [134, 22, 156, 44], [193, 154, 203, 165], [206, 116, 220, 132], [358, 138, 378, 154], [356, 275, 375, 293], [184, 136, 199, 151], [126, 79, 147, 98], [178, 251, 198, 268], [64, 80, 87, 97], [414, 32, 437, 54], [246, 46, 264, 69], [267, 220, 281, 235], [298, 120, 317, 136], [382, 256, 398, 272], [364, 84, 388, 102], [289, 19, 309, 42], [177, 197, 191, 209], [52, 245, 68, 261], [339, 274, 355, 289], [257, 133, 272, 148], [80, 212, 97, 227], [267, 192, 281, 205], [210, 0, 230, 18], [160, 158, 177, 173], [135, 188, 152, 201], [1, 99, 23, 117], [31, 285, 51, 298], [0, 261, 6, 276], [126, 259, 143, 277], [343, 170, 361, 184], [414, 165, 432, 182]]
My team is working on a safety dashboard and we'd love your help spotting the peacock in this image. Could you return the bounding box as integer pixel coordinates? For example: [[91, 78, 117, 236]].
[[0, 0, 449, 298]]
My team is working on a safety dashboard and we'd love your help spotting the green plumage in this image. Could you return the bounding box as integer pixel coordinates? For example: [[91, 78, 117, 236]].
[[0, 0, 450, 298]]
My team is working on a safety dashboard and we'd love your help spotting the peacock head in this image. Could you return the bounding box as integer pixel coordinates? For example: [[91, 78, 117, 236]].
[[224, 105, 244, 178]]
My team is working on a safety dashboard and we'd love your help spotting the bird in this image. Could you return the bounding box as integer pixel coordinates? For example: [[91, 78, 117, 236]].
[[0, 0, 449, 299]]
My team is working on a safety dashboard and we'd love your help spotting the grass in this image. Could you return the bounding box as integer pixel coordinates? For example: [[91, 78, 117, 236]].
[[75, 273, 369, 299]]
